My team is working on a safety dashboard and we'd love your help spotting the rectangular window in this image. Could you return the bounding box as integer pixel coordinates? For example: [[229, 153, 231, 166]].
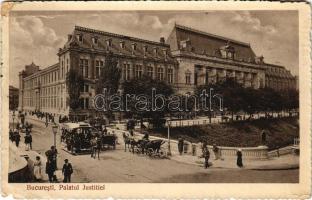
[[84, 84, 89, 93], [61, 60, 64, 79], [157, 67, 164, 81], [79, 98, 84, 109], [135, 64, 143, 79], [186, 73, 191, 84], [147, 65, 153, 78], [106, 39, 112, 47], [95, 60, 100, 78], [85, 98, 89, 109], [95, 60, 104, 78], [79, 59, 89, 78], [120, 41, 125, 49], [167, 68, 173, 84], [92, 37, 98, 45], [125, 64, 131, 80], [77, 34, 83, 42], [66, 59, 69, 73]]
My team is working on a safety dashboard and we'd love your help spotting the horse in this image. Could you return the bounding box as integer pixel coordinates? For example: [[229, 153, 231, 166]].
[[221, 116, 229, 122], [122, 133, 144, 154], [122, 132, 131, 152]]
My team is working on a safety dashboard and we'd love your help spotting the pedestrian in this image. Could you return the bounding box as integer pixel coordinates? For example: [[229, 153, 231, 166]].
[[261, 130, 267, 145], [90, 137, 97, 159], [142, 132, 149, 140], [96, 136, 102, 159], [45, 146, 58, 170], [14, 130, 20, 147], [178, 137, 184, 155], [33, 156, 42, 182], [129, 130, 134, 137], [45, 116, 48, 128], [213, 143, 219, 160], [9, 129, 14, 142], [102, 126, 107, 135], [201, 140, 208, 155], [62, 159, 73, 183], [203, 146, 210, 169], [236, 149, 243, 168], [24, 132, 32, 150], [45, 160, 55, 183]]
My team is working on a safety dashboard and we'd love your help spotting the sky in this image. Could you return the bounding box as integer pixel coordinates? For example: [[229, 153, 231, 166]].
[[9, 10, 298, 88]]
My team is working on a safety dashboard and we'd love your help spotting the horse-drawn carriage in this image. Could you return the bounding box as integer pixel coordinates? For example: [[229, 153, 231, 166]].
[[122, 132, 167, 158], [60, 122, 117, 154]]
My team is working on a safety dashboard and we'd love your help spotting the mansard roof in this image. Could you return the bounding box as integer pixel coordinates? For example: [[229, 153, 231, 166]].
[[62, 25, 175, 63], [166, 24, 257, 62]]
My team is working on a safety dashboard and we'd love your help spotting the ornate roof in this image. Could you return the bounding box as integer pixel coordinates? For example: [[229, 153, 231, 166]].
[[166, 24, 257, 62], [61, 25, 175, 63]]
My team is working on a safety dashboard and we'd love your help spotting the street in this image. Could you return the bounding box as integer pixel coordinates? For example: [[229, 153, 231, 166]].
[[11, 116, 298, 183]]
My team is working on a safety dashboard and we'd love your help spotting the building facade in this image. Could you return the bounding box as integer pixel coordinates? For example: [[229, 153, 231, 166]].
[[262, 62, 297, 91], [18, 24, 298, 118], [18, 62, 65, 115], [166, 24, 266, 93], [9, 86, 19, 111]]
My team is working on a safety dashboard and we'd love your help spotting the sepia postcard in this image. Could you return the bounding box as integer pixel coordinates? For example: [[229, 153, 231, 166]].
[[1, 1, 311, 199]]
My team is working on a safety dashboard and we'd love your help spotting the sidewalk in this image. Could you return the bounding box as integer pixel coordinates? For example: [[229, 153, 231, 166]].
[[170, 153, 299, 170], [10, 139, 63, 182]]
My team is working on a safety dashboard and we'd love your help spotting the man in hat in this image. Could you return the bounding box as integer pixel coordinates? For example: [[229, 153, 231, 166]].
[[178, 137, 184, 155], [213, 143, 219, 160], [203, 146, 210, 169], [14, 129, 20, 147], [62, 159, 73, 183]]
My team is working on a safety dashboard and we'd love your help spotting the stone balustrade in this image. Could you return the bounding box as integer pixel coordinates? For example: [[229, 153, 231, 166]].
[[108, 127, 269, 160]]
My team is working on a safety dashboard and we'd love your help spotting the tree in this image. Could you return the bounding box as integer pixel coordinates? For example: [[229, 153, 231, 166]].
[[66, 69, 84, 119], [95, 51, 121, 121], [122, 75, 174, 128], [218, 78, 246, 120], [241, 88, 261, 118], [281, 89, 299, 112], [199, 78, 246, 120], [96, 51, 121, 95]]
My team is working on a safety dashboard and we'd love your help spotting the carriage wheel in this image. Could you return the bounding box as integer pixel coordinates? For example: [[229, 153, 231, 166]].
[[147, 148, 153, 157], [159, 147, 167, 158]]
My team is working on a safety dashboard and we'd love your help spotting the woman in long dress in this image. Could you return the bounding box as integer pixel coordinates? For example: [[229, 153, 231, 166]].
[[236, 149, 243, 168], [33, 156, 43, 181]]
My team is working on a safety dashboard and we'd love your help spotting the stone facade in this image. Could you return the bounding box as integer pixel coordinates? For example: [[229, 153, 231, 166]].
[[18, 24, 297, 118], [262, 63, 297, 91], [18, 63, 67, 116], [9, 86, 19, 111]]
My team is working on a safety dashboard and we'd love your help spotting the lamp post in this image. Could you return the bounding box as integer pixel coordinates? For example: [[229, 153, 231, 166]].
[[52, 123, 58, 148], [12, 111, 15, 129], [167, 119, 172, 156]]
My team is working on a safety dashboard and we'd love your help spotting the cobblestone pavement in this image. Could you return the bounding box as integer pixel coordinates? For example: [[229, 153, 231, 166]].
[[9, 115, 299, 183]]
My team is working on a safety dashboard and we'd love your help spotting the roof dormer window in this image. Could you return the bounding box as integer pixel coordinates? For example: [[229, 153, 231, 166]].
[[153, 47, 158, 57], [144, 45, 148, 52], [131, 43, 137, 51], [162, 49, 168, 59], [120, 41, 125, 49], [77, 34, 83, 42], [92, 36, 98, 45], [106, 39, 112, 47]]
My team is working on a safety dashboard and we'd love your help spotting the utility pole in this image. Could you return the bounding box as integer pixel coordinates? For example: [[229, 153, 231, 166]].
[[167, 120, 172, 156]]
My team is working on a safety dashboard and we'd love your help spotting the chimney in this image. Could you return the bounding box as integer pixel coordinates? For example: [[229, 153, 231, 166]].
[[68, 34, 72, 41], [160, 37, 165, 44]]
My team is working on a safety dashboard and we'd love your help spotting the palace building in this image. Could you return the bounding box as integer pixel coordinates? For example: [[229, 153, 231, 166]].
[[18, 24, 297, 118]]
